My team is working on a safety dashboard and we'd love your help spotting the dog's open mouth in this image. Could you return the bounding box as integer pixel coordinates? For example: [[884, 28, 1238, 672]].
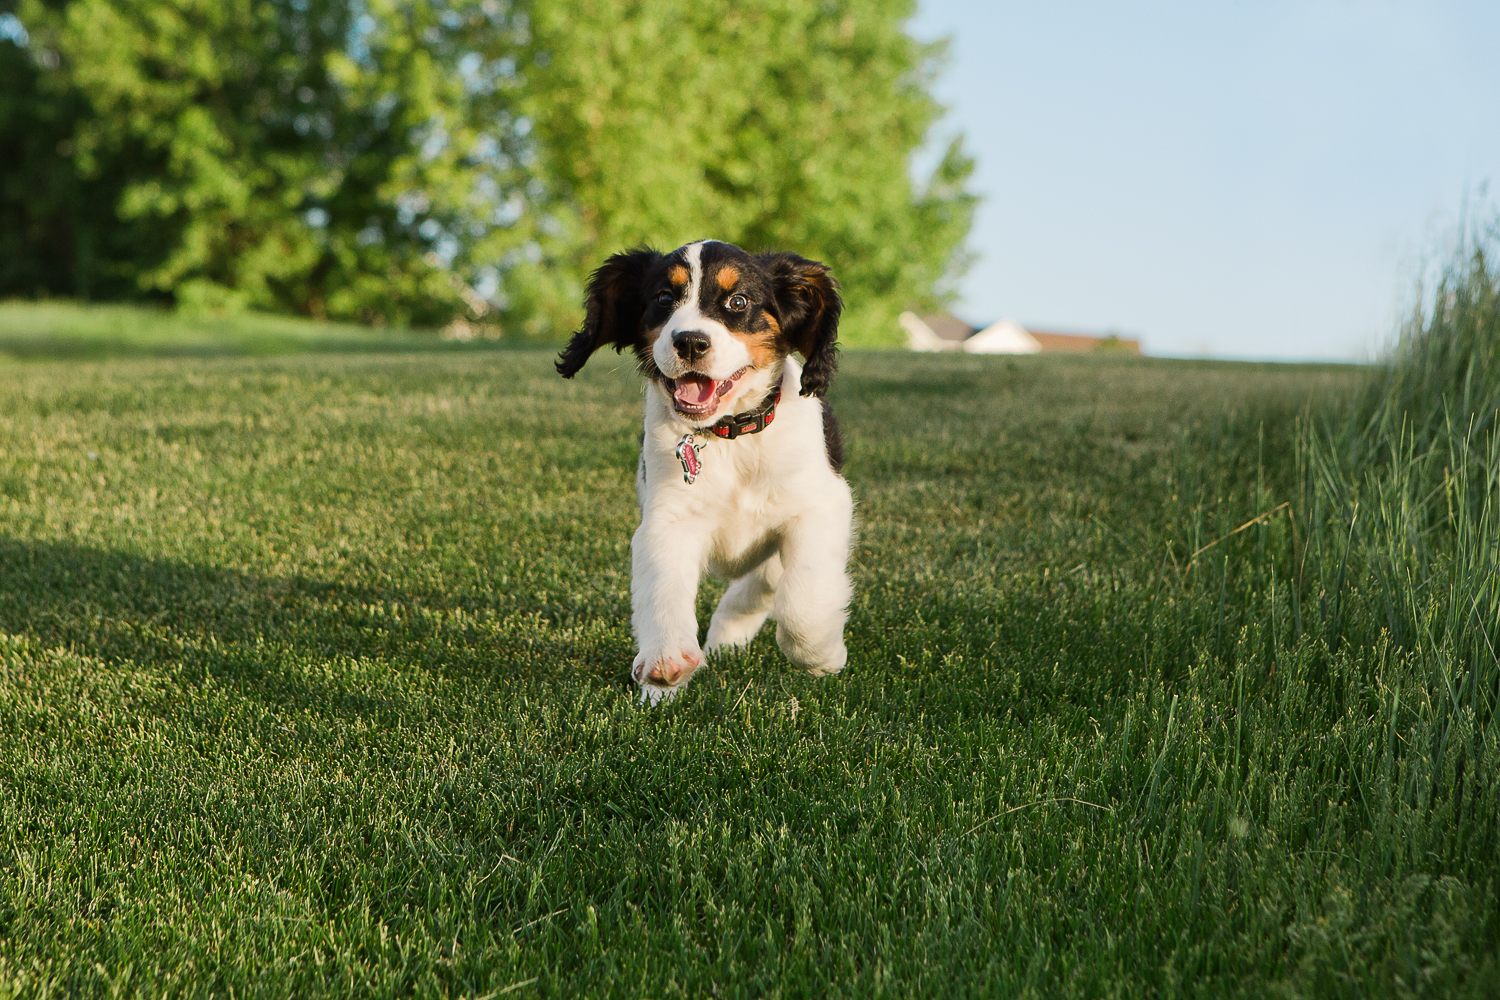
[[666, 366, 750, 418]]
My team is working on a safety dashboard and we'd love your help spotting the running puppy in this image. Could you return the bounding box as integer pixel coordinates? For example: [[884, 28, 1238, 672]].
[[556, 240, 853, 704]]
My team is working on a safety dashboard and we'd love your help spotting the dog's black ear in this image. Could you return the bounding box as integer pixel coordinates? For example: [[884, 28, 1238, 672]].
[[759, 252, 842, 397], [556, 247, 662, 378]]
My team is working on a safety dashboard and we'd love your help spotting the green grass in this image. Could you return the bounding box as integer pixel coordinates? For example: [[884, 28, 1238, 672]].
[[0, 340, 1494, 998], [1302, 239, 1500, 680], [0, 301, 491, 361]]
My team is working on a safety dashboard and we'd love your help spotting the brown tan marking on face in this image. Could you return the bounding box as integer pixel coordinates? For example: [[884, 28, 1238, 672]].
[[716, 266, 740, 290], [669, 265, 689, 286], [731, 311, 784, 371]]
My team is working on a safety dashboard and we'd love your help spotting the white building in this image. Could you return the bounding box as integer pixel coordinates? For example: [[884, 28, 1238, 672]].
[[901, 311, 1141, 356], [962, 319, 1042, 354]]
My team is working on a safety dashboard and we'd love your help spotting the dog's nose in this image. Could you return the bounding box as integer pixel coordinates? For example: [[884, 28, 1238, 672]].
[[673, 330, 711, 361]]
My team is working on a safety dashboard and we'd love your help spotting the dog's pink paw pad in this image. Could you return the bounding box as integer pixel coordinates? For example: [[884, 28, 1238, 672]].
[[635, 649, 703, 687]]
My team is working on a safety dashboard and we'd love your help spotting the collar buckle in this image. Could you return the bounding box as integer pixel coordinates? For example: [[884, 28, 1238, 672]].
[[709, 383, 782, 440]]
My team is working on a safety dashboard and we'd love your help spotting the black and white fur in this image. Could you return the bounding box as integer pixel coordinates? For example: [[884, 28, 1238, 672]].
[[557, 240, 853, 703]]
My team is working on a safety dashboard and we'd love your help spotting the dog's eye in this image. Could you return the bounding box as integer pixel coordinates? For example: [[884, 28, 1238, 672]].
[[656, 290, 675, 307], [727, 294, 750, 312]]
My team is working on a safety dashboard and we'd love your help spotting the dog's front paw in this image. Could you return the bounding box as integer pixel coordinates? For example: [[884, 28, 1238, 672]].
[[632, 647, 704, 705]]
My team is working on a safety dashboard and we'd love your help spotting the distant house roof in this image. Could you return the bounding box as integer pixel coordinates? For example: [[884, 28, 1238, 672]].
[[902, 312, 1143, 355], [1027, 331, 1142, 354], [899, 311, 974, 352], [922, 313, 976, 343]]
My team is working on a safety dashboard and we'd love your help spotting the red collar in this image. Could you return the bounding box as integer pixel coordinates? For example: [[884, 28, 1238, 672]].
[[708, 383, 782, 439]]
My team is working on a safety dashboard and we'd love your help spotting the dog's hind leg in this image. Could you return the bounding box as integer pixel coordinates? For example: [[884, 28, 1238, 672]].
[[773, 509, 853, 676], [706, 554, 782, 652]]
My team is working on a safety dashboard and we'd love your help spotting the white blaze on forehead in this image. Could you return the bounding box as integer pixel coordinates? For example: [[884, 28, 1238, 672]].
[[683, 241, 707, 304]]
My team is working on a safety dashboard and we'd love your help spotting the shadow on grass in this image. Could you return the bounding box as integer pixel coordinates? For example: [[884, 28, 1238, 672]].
[[0, 537, 629, 720], [0, 533, 1225, 731]]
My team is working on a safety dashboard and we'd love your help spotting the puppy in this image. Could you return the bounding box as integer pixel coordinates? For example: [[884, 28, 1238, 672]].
[[556, 240, 854, 703]]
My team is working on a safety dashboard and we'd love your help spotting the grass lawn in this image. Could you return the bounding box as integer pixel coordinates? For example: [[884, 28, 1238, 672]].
[[0, 300, 487, 361], [0, 334, 1494, 997]]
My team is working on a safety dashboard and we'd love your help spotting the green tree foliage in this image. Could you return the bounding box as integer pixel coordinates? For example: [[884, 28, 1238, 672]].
[[4, 0, 530, 324], [0, 9, 156, 303], [501, 0, 972, 344], [0, 0, 973, 342], [508, 0, 976, 343]]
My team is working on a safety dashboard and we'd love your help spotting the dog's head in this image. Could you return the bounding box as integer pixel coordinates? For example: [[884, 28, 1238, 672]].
[[555, 240, 841, 423]]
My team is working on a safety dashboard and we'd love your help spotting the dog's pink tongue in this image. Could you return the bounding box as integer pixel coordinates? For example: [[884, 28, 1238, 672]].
[[674, 375, 716, 405]]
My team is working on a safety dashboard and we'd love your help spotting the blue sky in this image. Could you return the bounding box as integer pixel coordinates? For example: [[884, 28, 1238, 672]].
[[908, 1, 1500, 360]]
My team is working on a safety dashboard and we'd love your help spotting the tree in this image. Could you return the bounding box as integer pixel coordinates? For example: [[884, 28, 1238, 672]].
[[0, 9, 160, 302], [509, 0, 976, 344], [6, 0, 531, 325]]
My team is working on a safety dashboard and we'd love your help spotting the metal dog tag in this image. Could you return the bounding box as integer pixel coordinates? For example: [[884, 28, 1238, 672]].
[[676, 433, 703, 484]]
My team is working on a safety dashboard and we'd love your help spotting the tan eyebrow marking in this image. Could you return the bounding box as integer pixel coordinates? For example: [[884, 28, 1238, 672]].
[[716, 266, 740, 290], [669, 265, 689, 285]]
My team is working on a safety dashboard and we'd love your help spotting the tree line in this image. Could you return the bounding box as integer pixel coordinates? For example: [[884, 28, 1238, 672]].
[[0, 0, 974, 343]]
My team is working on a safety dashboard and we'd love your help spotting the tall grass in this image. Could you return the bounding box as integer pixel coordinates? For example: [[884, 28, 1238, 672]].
[[1304, 233, 1500, 718], [1289, 232, 1500, 914]]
